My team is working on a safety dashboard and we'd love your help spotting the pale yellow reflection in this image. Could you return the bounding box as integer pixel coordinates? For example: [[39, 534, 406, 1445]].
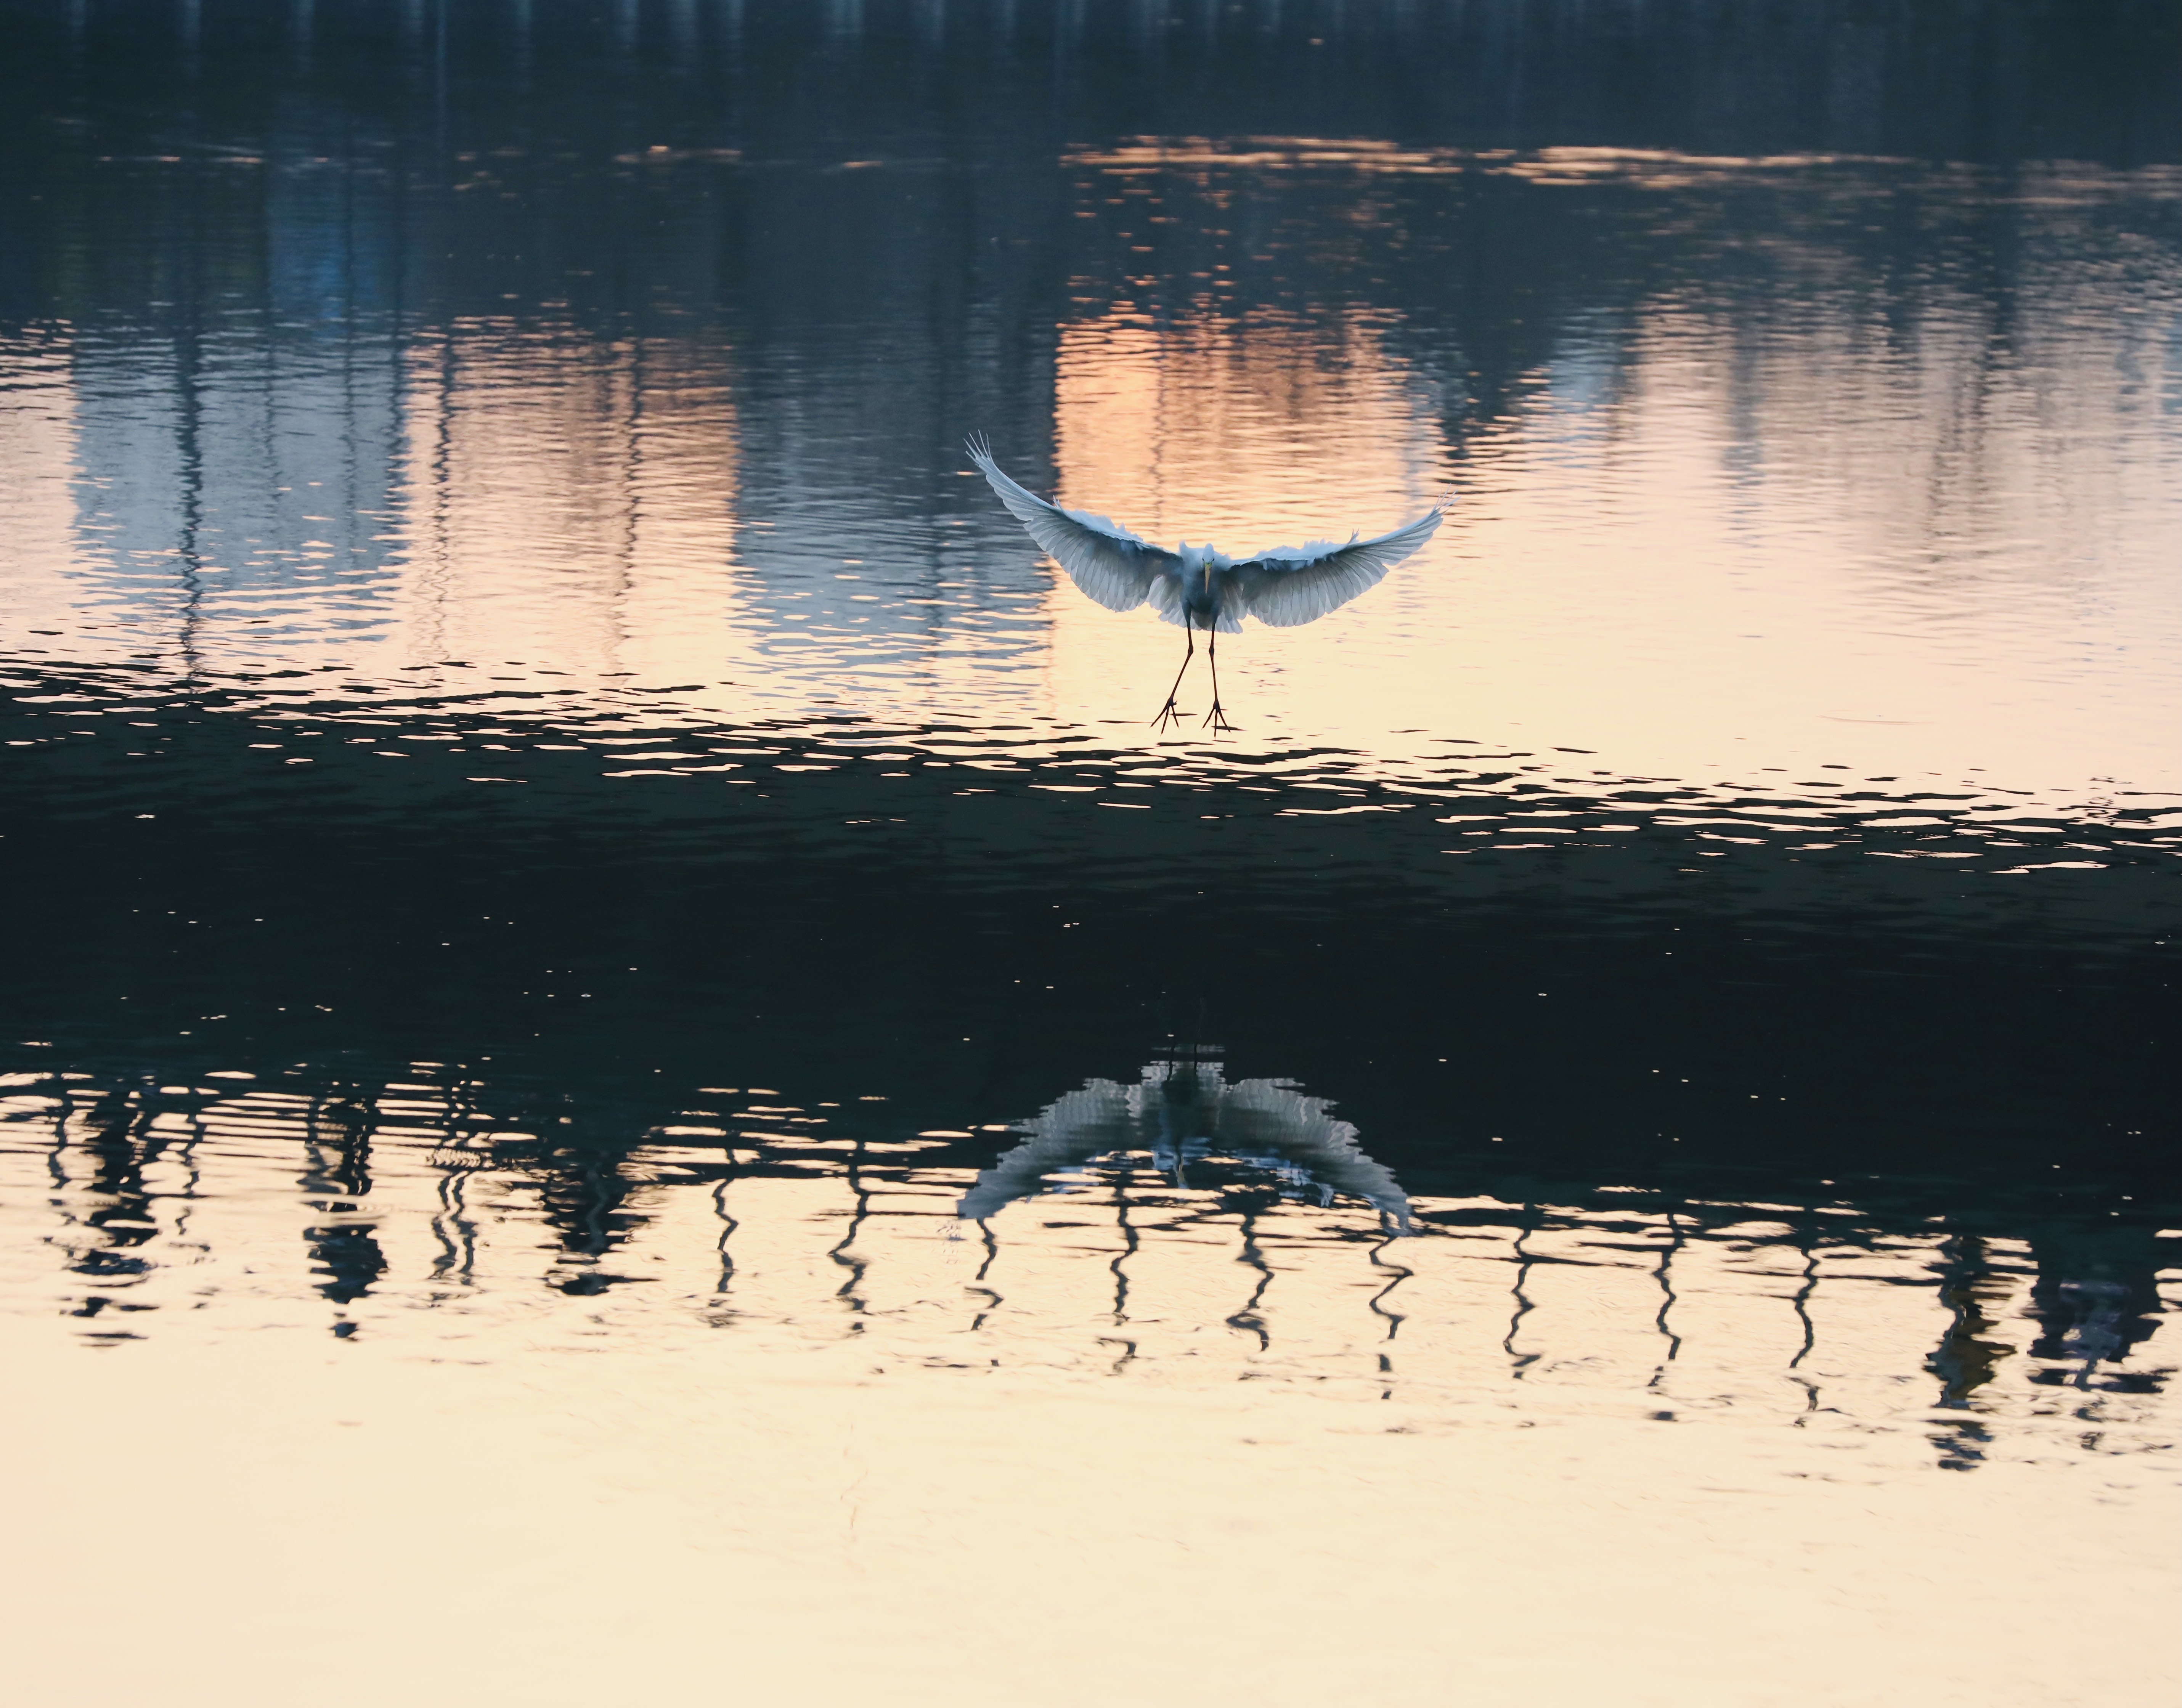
[[3, 157, 2175, 807], [1037, 297, 2176, 798], [1, 1068, 2176, 1707], [1065, 137, 1958, 181], [4, 1069, 2169, 1448], [351, 325, 1053, 719], [386, 323, 751, 683], [1031, 152, 2178, 799], [1069, 136, 1482, 174], [6, 1335, 2174, 1707], [0, 329, 89, 639]]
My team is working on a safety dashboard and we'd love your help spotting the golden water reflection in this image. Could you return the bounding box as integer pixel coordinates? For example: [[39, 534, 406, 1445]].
[[6, 1058, 2169, 1702], [1042, 151, 2180, 792], [5, 26, 2178, 1699], [5, 1059, 2168, 1472], [3, 154, 2174, 811]]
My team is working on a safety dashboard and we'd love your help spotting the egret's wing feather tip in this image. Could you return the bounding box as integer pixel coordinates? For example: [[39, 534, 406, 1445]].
[[969, 443, 1174, 614]]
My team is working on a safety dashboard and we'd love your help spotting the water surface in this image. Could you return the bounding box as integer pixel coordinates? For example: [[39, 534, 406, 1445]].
[[1, 5, 2176, 1704]]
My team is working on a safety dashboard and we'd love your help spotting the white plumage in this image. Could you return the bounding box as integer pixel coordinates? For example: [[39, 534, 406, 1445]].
[[967, 435, 1445, 729], [958, 1054, 1411, 1231]]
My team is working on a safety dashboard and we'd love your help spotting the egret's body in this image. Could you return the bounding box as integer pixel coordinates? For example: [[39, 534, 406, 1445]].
[[967, 437, 1444, 730]]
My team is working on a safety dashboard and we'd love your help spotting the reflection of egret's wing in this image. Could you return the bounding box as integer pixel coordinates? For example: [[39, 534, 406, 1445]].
[[967, 437, 1180, 615], [957, 1079, 1137, 1220], [1231, 506, 1443, 628], [1210, 1077, 1412, 1228], [964, 1059, 1411, 1228]]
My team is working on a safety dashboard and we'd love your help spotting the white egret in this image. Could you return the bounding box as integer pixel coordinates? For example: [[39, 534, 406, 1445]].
[[959, 1053, 1411, 1231], [967, 435, 1445, 732]]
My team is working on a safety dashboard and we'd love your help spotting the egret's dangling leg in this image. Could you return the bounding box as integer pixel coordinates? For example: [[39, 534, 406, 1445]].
[[1202, 620, 1237, 734], [1151, 618, 1196, 732]]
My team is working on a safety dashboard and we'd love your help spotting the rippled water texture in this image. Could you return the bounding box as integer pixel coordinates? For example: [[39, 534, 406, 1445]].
[[2, 5, 2177, 1705]]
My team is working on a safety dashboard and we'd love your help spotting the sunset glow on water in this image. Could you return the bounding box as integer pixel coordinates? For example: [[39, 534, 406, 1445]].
[[1, 5, 2175, 1704]]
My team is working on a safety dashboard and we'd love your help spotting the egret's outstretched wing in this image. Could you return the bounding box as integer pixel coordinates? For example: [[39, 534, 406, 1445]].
[[958, 1079, 1136, 1221], [1212, 1078, 1412, 1229], [1230, 504, 1445, 628], [967, 435, 1177, 613]]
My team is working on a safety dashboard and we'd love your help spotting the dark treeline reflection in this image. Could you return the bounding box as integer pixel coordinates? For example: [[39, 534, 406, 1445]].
[[11, 1042, 2171, 1470], [2, 662, 2169, 1187], [6, 0, 2178, 166]]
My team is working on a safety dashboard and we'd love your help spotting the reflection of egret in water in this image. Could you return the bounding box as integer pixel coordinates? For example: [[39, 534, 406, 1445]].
[[961, 1049, 1411, 1363], [968, 438, 1443, 731], [959, 1050, 1411, 1230]]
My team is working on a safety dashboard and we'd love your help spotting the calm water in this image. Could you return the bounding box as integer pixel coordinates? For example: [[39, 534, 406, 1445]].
[[2, 4, 2177, 1704]]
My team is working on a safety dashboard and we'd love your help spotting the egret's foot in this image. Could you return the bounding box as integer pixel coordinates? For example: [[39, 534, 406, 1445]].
[[1151, 698, 1187, 733], [1202, 700, 1238, 735]]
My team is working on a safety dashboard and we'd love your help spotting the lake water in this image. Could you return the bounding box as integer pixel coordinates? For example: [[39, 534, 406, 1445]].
[[1, 4, 2176, 1704]]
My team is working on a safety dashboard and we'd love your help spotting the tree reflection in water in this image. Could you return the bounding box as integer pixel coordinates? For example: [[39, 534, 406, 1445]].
[[4, 1053, 2167, 1474]]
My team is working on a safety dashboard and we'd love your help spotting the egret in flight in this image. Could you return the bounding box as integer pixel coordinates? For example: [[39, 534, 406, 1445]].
[[967, 436, 1444, 732]]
